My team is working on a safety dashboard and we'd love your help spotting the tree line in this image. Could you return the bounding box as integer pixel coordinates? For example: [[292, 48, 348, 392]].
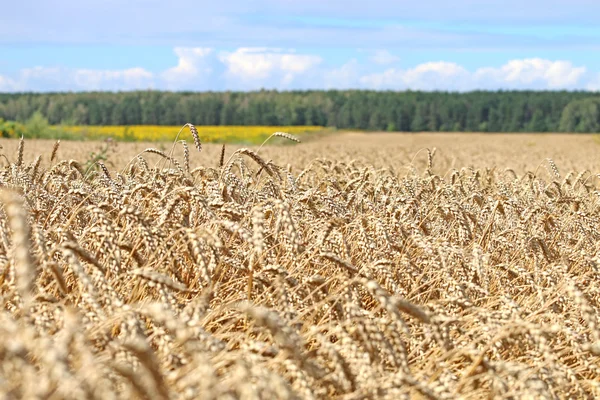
[[1, 90, 600, 132]]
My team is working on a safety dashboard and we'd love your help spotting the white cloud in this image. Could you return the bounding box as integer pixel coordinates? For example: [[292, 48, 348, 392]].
[[360, 62, 470, 90], [161, 47, 213, 88], [73, 68, 153, 90], [0, 74, 18, 91], [586, 74, 600, 91], [4, 66, 154, 91], [402, 62, 469, 90], [474, 58, 586, 89], [0, 47, 322, 92], [0, 52, 594, 92], [20, 66, 61, 80], [359, 58, 588, 91], [219, 47, 322, 88], [324, 59, 362, 89], [18, 66, 64, 90], [369, 49, 400, 65]]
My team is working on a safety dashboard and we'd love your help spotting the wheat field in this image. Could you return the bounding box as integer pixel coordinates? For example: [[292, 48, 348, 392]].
[[1, 128, 600, 399]]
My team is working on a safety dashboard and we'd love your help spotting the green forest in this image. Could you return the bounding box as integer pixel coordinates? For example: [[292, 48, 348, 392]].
[[1, 90, 600, 132]]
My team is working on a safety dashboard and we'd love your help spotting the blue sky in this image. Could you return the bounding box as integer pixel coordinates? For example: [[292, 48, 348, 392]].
[[1, 0, 600, 91]]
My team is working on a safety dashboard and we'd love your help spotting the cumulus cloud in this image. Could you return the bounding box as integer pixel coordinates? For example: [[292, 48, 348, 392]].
[[0, 51, 594, 92], [4, 66, 154, 91], [361, 61, 469, 90], [586, 74, 600, 91], [474, 58, 586, 89], [72, 68, 153, 90], [218, 47, 322, 88], [359, 58, 588, 91], [0, 46, 323, 92], [18, 66, 64, 89], [0, 74, 19, 91], [161, 47, 214, 89], [324, 59, 362, 89]]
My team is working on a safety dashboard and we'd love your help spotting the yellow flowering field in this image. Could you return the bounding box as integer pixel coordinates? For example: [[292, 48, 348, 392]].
[[59, 125, 328, 143]]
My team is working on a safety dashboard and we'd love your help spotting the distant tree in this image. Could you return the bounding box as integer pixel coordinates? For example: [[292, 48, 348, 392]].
[[25, 111, 50, 138], [411, 104, 427, 131], [72, 103, 89, 125], [2, 90, 600, 132], [559, 98, 600, 133], [528, 109, 547, 132], [0, 118, 26, 138]]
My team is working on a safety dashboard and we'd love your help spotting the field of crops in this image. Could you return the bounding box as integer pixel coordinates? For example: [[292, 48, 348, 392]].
[[59, 125, 328, 143], [1, 129, 600, 398]]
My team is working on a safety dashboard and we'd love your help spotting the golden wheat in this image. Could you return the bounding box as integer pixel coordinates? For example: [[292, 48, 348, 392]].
[[0, 129, 599, 398]]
